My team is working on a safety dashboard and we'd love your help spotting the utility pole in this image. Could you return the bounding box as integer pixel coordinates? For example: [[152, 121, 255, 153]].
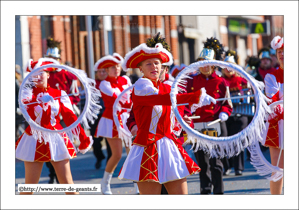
[[85, 16, 95, 79]]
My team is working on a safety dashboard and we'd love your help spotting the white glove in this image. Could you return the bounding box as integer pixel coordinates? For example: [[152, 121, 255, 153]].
[[219, 112, 229, 122], [39, 95, 54, 103], [191, 88, 217, 113], [201, 94, 216, 107]]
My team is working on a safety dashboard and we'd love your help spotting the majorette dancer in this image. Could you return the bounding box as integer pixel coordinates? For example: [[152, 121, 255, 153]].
[[126, 33, 187, 145], [26, 37, 81, 184], [124, 33, 192, 194], [262, 36, 284, 194], [16, 61, 98, 194], [94, 53, 133, 194], [118, 33, 217, 194]]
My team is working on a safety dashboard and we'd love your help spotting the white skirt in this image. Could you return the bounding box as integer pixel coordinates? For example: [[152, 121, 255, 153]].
[[15, 133, 77, 162], [95, 112, 130, 139], [118, 137, 200, 184], [95, 117, 114, 138]]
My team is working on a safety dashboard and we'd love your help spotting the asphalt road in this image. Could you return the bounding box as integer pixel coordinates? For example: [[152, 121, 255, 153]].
[[15, 142, 282, 195]]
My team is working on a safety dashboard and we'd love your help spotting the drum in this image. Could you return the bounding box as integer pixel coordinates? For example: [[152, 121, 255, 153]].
[[230, 87, 255, 116], [232, 103, 255, 116]]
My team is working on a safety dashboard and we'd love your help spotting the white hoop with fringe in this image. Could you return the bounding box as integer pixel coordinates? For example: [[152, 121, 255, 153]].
[[18, 64, 102, 144], [112, 85, 134, 148], [170, 60, 271, 158], [247, 100, 283, 182]]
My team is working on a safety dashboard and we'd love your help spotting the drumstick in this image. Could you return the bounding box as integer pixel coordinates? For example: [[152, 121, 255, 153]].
[[177, 95, 255, 107], [207, 119, 221, 126], [189, 116, 201, 119]]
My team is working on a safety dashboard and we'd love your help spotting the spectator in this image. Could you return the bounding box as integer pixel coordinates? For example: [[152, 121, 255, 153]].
[[256, 47, 276, 81], [270, 48, 280, 69]]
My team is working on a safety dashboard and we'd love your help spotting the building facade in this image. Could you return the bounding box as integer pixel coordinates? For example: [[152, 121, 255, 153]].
[[15, 15, 179, 78], [15, 15, 283, 78]]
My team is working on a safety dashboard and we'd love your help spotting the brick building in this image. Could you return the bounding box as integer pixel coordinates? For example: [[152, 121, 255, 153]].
[[16, 15, 179, 79], [218, 15, 284, 66], [15, 15, 283, 78]]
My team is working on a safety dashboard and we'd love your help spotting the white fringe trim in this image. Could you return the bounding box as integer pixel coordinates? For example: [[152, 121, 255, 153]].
[[18, 64, 102, 145], [78, 136, 94, 154], [248, 142, 283, 182], [113, 85, 134, 148], [170, 60, 272, 158]]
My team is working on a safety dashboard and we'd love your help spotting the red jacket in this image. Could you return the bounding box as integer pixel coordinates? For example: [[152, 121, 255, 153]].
[[223, 74, 247, 91], [186, 71, 232, 123], [126, 76, 192, 145], [131, 78, 201, 147]]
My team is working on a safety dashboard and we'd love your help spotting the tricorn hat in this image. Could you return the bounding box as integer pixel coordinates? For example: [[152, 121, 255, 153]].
[[94, 53, 124, 71], [121, 42, 173, 72], [26, 58, 61, 72]]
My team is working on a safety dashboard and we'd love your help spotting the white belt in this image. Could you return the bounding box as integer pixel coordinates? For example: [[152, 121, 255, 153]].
[[194, 121, 221, 136]]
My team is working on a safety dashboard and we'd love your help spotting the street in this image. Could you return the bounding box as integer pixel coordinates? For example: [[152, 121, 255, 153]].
[[15, 142, 282, 195]]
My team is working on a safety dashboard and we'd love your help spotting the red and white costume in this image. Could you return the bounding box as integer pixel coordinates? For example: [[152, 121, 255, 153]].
[[94, 53, 133, 139], [48, 70, 80, 105], [126, 74, 189, 145], [118, 43, 201, 183], [26, 58, 80, 105], [16, 61, 93, 162], [118, 78, 201, 183], [262, 67, 284, 148], [261, 36, 284, 149]]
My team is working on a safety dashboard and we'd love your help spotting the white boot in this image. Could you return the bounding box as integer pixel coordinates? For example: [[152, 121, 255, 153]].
[[134, 183, 140, 194], [101, 171, 113, 195]]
